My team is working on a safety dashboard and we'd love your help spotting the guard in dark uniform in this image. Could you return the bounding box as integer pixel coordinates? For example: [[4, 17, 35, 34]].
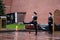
[[23, 12, 38, 35], [32, 12, 37, 35], [48, 12, 53, 34]]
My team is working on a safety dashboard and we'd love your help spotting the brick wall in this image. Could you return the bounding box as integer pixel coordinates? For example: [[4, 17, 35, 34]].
[[3, 0, 60, 24], [3, 0, 12, 13]]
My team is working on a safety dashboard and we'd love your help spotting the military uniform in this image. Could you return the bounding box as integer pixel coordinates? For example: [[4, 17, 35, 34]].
[[32, 15, 37, 35], [48, 16, 53, 34]]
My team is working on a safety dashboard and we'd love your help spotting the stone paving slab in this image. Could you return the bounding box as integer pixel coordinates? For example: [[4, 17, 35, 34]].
[[0, 31, 60, 40]]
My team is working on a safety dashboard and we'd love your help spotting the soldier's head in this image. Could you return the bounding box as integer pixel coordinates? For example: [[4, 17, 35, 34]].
[[49, 12, 52, 15], [34, 12, 37, 15]]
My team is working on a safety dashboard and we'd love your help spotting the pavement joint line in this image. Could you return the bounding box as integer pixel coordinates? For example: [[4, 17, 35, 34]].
[[0, 29, 41, 32]]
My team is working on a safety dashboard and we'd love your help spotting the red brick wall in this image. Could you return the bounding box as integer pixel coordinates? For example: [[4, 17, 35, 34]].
[[3, 0, 12, 13], [3, 0, 60, 24]]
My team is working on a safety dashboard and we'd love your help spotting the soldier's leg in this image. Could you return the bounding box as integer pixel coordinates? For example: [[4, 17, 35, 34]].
[[35, 26, 37, 35], [34, 23, 37, 35], [48, 24, 52, 34]]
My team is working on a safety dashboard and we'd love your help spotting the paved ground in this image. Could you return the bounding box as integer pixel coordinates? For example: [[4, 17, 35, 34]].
[[0, 31, 60, 40]]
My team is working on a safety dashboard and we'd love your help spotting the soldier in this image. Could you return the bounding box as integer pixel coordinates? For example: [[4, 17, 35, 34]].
[[32, 12, 38, 35], [48, 12, 53, 34], [23, 12, 38, 35]]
